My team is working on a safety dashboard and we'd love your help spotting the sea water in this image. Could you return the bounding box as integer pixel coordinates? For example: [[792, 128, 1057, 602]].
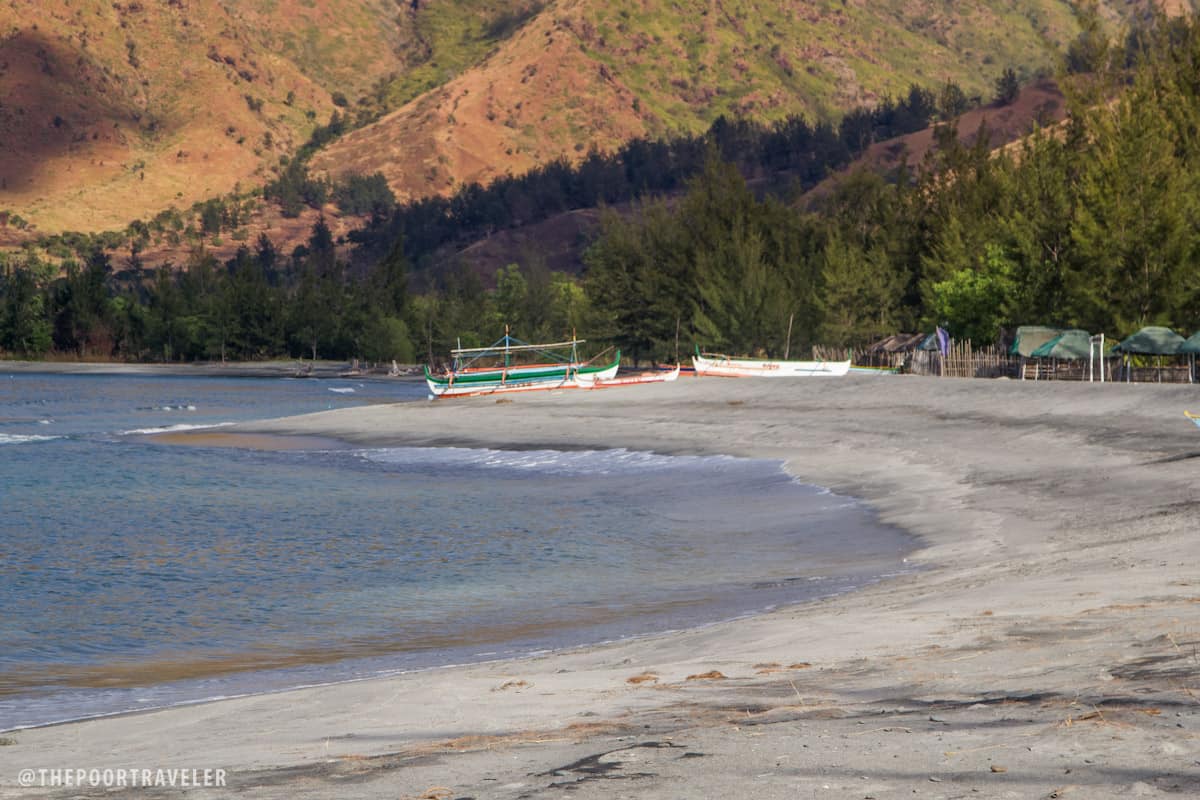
[[0, 372, 915, 731]]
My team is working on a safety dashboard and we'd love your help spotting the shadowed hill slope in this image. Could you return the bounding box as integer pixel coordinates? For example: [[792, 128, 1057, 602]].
[[0, 0, 414, 233]]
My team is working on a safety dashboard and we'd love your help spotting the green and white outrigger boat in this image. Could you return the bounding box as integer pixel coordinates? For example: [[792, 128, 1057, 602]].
[[424, 332, 620, 398]]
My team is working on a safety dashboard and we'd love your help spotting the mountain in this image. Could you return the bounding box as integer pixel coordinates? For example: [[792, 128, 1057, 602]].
[[311, 0, 1095, 202], [0, 0, 1154, 239]]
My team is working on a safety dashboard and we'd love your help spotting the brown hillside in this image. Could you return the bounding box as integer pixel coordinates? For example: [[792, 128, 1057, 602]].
[[0, 0, 410, 234], [120, 204, 366, 274], [806, 79, 1068, 203], [312, 0, 1100, 203], [311, 3, 647, 203], [1, 0, 1163, 250]]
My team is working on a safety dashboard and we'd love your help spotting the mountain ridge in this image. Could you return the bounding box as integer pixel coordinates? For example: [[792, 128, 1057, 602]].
[[0, 0, 1156, 238], [311, 0, 1090, 202]]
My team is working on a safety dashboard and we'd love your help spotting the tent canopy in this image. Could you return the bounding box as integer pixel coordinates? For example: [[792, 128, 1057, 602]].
[[1181, 331, 1200, 355], [1010, 326, 1062, 357], [1030, 329, 1093, 360], [1111, 326, 1185, 355]]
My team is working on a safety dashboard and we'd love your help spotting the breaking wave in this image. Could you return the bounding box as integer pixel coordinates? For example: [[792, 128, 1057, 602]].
[[355, 445, 742, 477], [0, 433, 60, 445], [121, 422, 237, 436]]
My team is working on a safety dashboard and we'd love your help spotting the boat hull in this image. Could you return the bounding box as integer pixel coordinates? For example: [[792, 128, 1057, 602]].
[[692, 354, 850, 377], [426, 357, 620, 398]]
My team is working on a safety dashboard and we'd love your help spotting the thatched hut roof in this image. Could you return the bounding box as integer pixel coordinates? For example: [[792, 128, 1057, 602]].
[[866, 333, 927, 354]]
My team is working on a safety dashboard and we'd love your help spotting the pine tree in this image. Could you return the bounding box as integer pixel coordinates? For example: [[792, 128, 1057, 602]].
[[994, 68, 1020, 106], [819, 232, 903, 346], [1069, 81, 1197, 331], [0, 261, 52, 356]]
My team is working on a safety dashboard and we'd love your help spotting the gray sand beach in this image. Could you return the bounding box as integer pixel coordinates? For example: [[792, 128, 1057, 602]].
[[2, 374, 1198, 799]]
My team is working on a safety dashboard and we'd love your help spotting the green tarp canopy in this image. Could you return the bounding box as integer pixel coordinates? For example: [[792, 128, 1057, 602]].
[[1010, 326, 1062, 357], [1030, 329, 1093, 360], [1111, 326, 1185, 355], [1181, 331, 1200, 355]]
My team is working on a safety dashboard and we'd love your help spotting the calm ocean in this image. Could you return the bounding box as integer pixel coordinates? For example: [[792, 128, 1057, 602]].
[[0, 371, 915, 731]]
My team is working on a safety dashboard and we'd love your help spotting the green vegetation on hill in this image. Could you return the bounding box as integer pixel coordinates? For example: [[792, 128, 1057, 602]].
[[566, 0, 1078, 133], [354, 0, 547, 125]]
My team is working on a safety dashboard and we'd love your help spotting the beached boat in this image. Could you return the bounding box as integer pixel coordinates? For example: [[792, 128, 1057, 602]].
[[1186, 411, 1200, 430], [576, 364, 681, 388], [848, 364, 900, 375], [692, 347, 850, 378], [425, 333, 619, 398]]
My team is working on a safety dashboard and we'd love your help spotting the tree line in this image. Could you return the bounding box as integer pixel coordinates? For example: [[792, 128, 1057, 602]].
[[0, 216, 591, 365], [1, 221, 408, 364]]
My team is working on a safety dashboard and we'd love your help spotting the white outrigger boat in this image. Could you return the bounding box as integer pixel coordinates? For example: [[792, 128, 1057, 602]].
[[692, 347, 850, 377], [576, 364, 681, 388], [424, 333, 619, 398]]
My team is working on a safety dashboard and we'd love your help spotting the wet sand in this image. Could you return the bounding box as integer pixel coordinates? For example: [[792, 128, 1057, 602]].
[[2, 374, 1199, 799], [146, 431, 351, 451]]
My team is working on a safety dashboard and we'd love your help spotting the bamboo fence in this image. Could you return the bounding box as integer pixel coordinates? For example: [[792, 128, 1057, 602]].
[[812, 341, 1197, 382], [813, 341, 1021, 378]]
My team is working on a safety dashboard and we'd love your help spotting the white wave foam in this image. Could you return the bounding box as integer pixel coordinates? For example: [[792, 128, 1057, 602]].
[[0, 433, 60, 445], [327, 387, 356, 394], [357, 446, 743, 476], [122, 422, 236, 436]]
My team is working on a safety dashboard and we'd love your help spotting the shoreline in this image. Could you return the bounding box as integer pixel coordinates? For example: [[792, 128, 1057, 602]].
[[0, 359, 421, 380], [2, 375, 1198, 798], [3, 441, 915, 735], [0, 562, 907, 736]]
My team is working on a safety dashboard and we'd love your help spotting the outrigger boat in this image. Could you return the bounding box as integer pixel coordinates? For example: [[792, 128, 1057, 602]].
[[576, 364, 681, 388], [692, 346, 850, 378], [425, 332, 620, 398]]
